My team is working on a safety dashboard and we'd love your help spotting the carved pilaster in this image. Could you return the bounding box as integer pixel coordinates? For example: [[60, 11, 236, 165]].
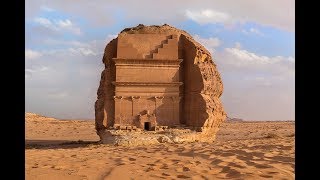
[[171, 96, 181, 124], [113, 96, 123, 100], [155, 96, 164, 102], [171, 96, 181, 103], [154, 96, 164, 116], [130, 96, 141, 116], [113, 96, 123, 124]]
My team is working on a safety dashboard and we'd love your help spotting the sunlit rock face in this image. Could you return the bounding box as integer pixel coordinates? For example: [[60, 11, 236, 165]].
[[95, 24, 226, 144]]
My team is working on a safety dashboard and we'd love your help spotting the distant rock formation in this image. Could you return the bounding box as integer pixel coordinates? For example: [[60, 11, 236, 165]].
[[25, 112, 57, 121], [226, 116, 244, 122], [95, 24, 227, 143]]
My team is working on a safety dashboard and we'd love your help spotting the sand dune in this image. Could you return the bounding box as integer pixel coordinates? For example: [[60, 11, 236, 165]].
[[25, 114, 294, 179]]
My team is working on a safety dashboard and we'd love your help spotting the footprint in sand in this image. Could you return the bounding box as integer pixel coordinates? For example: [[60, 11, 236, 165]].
[[116, 161, 126, 166], [145, 166, 155, 172], [220, 152, 235, 157], [153, 159, 162, 164], [201, 169, 208, 173], [162, 173, 170, 177], [147, 163, 156, 167], [227, 162, 246, 169], [128, 158, 136, 161], [246, 161, 273, 169], [225, 169, 242, 178], [177, 174, 190, 179], [170, 159, 180, 164], [211, 158, 223, 165], [264, 152, 275, 158], [160, 164, 169, 169], [176, 166, 190, 173], [183, 167, 190, 172], [260, 174, 273, 178]]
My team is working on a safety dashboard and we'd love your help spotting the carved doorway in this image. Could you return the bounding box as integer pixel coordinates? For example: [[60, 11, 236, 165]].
[[144, 122, 151, 131]]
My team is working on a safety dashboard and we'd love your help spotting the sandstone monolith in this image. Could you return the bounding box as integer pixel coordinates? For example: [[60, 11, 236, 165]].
[[95, 24, 226, 145]]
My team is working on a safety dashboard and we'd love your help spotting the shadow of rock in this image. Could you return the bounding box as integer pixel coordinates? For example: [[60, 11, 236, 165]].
[[245, 161, 273, 169], [25, 139, 101, 149], [211, 159, 223, 165], [227, 162, 246, 169], [269, 155, 295, 163], [220, 167, 242, 178], [177, 174, 190, 179]]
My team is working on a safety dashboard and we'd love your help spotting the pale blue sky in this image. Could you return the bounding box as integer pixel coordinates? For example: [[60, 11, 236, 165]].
[[25, 0, 295, 120]]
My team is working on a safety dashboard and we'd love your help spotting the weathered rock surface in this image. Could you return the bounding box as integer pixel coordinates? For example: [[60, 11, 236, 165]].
[[95, 24, 226, 144]]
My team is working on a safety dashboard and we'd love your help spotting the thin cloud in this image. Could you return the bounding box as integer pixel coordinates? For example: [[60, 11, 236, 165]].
[[25, 66, 49, 80], [25, 1, 294, 120], [223, 47, 293, 65], [185, 9, 231, 25], [242, 28, 265, 36], [216, 47, 295, 77], [33, 17, 82, 35], [25, 49, 42, 60], [26, 0, 294, 32], [43, 39, 89, 47], [249, 28, 264, 36], [48, 91, 69, 99], [193, 34, 221, 52], [28, 37, 114, 57], [68, 48, 97, 56], [215, 46, 294, 120], [40, 6, 55, 12], [183, 1, 294, 32]]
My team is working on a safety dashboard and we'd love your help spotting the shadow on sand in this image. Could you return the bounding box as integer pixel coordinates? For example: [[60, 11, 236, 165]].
[[25, 139, 101, 150]]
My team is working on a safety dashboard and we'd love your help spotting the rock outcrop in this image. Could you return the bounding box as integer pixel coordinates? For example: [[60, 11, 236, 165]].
[[95, 24, 226, 143]]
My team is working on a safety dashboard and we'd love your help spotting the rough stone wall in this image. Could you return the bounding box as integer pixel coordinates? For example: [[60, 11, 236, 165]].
[[95, 24, 226, 139], [179, 34, 226, 136], [95, 38, 117, 132]]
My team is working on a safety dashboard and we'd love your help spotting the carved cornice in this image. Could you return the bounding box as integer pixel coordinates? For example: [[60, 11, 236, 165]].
[[130, 96, 141, 101], [112, 95, 182, 101], [112, 58, 183, 67], [113, 96, 123, 101], [154, 96, 164, 102], [112, 81, 183, 87]]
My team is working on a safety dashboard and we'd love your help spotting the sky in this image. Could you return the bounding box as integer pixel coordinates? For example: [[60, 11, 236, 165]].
[[25, 0, 295, 120]]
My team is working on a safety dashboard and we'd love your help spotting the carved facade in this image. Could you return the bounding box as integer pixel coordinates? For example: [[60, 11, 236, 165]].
[[111, 34, 182, 130]]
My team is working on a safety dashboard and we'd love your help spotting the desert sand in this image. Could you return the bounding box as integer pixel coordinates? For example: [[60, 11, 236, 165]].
[[25, 113, 294, 180]]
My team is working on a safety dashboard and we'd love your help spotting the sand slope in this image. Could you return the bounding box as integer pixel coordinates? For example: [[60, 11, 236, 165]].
[[25, 113, 294, 179]]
